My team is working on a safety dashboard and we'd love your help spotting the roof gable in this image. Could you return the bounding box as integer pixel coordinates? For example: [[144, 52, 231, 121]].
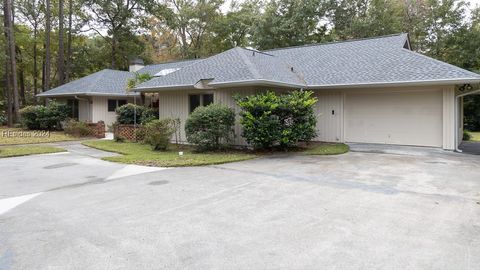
[[266, 33, 480, 87], [136, 47, 305, 90]]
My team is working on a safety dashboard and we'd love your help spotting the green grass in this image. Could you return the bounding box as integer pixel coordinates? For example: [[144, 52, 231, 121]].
[[468, 131, 480, 142], [302, 143, 350, 155], [0, 145, 66, 158], [0, 126, 77, 145], [82, 140, 257, 167]]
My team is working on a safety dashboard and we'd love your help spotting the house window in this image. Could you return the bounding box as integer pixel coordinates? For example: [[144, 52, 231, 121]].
[[66, 99, 79, 119], [189, 94, 214, 113], [108, 99, 127, 112]]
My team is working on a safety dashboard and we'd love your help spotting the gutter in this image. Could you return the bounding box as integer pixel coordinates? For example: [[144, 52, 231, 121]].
[[133, 78, 480, 92], [306, 78, 480, 89], [37, 92, 140, 98]]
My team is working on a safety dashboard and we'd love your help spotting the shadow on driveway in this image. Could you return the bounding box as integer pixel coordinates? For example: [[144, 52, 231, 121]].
[[459, 141, 480, 155]]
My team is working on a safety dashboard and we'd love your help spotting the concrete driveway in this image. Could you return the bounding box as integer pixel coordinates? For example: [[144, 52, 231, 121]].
[[0, 145, 480, 269]]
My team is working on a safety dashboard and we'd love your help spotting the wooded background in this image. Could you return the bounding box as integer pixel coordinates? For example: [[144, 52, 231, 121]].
[[2, 0, 480, 127]]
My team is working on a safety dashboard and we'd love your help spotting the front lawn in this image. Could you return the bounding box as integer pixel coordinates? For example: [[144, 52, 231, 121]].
[[302, 143, 350, 155], [0, 127, 77, 145], [0, 145, 66, 158], [468, 131, 480, 142], [82, 140, 257, 167]]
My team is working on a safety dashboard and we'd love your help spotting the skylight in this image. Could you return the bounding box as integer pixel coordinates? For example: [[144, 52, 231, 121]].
[[154, 68, 181, 76]]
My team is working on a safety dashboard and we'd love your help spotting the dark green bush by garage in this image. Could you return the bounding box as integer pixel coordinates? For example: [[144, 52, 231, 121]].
[[235, 90, 317, 149], [185, 104, 235, 151]]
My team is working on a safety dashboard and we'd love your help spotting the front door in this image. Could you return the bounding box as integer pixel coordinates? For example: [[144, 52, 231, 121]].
[[314, 92, 343, 142]]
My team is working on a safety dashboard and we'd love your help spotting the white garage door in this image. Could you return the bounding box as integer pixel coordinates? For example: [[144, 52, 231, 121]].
[[345, 90, 443, 147]]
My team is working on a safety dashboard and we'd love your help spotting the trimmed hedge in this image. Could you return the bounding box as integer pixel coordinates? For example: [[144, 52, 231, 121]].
[[236, 90, 317, 149], [185, 104, 235, 150]]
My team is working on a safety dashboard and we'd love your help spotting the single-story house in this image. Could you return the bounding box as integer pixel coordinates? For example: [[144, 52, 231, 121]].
[[36, 59, 199, 127], [133, 33, 480, 151]]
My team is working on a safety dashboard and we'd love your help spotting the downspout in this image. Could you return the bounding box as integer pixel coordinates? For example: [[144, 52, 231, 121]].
[[454, 89, 480, 152], [454, 96, 462, 152]]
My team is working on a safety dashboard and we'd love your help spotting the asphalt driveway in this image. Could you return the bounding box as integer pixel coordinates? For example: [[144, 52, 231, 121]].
[[1, 145, 480, 269]]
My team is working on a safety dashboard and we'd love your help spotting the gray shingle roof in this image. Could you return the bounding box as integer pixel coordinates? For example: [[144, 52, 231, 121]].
[[135, 33, 480, 91], [37, 69, 136, 97], [267, 33, 480, 86], [137, 59, 200, 76], [136, 47, 306, 90]]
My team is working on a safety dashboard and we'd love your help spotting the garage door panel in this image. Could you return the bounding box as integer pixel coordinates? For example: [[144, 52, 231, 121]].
[[345, 90, 443, 147]]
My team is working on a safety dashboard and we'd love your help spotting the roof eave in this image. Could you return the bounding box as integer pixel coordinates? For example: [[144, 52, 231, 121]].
[[36, 92, 139, 97], [134, 80, 305, 92], [133, 84, 196, 92], [305, 78, 480, 89], [209, 79, 305, 89]]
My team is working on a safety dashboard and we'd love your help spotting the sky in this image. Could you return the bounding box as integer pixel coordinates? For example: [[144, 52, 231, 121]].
[[470, 0, 480, 6]]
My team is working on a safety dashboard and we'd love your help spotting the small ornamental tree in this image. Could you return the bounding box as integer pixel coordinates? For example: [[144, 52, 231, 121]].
[[235, 90, 317, 149], [185, 104, 235, 151], [143, 119, 176, 151], [127, 72, 153, 89]]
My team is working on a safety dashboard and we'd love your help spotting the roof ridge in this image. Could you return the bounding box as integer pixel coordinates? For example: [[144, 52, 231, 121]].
[[235, 48, 263, 80], [82, 69, 111, 91], [264, 33, 407, 52], [238, 47, 307, 85], [144, 58, 201, 67], [240, 47, 275, 57], [103, 68, 131, 74]]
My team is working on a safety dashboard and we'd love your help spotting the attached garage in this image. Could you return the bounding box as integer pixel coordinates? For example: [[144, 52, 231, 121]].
[[344, 89, 444, 147]]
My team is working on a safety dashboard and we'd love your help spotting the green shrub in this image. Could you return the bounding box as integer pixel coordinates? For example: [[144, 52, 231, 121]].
[[20, 102, 69, 130], [64, 120, 91, 137], [116, 104, 157, 125], [185, 104, 235, 150], [0, 111, 6, 125], [134, 126, 146, 141], [463, 130, 472, 141], [143, 119, 175, 150], [236, 90, 317, 149]]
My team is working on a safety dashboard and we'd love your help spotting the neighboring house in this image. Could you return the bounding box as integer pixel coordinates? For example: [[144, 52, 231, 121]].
[[36, 59, 199, 127], [134, 33, 480, 150]]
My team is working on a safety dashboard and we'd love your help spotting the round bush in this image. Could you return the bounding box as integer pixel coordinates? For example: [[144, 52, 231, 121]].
[[236, 90, 317, 149], [185, 104, 235, 151]]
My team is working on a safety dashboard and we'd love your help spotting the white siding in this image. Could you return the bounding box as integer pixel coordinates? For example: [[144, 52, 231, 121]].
[[158, 91, 189, 142], [92, 96, 134, 129], [313, 92, 343, 142]]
